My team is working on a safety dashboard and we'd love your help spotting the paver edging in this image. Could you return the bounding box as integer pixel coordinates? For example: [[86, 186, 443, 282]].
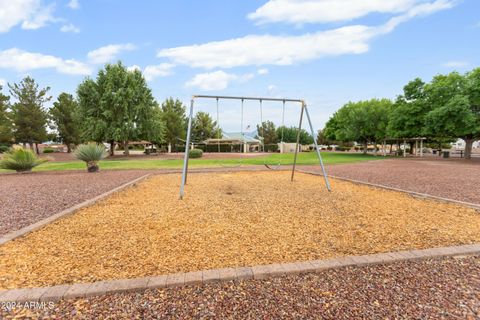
[[0, 173, 151, 246], [0, 243, 478, 303]]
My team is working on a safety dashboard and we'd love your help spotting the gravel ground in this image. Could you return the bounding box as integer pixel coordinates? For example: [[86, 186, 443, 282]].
[[302, 158, 480, 204], [0, 170, 148, 236], [2, 172, 479, 289], [2, 255, 479, 319]]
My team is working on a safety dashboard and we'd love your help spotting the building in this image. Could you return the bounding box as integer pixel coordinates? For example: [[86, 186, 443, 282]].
[[204, 132, 262, 152]]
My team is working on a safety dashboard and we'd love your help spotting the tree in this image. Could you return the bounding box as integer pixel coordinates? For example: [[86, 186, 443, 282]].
[[78, 62, 164, 155], [9, 77, 50, 154], [257, 120, 277, 145], [333, 99, 393, 153], [388, 78, 429, 143], [49, 93, 82, 152], [276, 126, 314, 145], [161, 98, 186, 149], [423, 69, 480, 159], [0, 86, 13, 145], [191, 111, 220, 142]]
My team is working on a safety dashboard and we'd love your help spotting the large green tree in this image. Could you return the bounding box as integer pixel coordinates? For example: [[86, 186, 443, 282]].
[[9, 77, 50, 154], [0, 86, 13, 145], [161, 98, 186, 149], [331, 99, 393, 153], [257, 120, 278, 145], [424, 70, 480, 159], [191, 111, 220, 142], [276, 126, 314, 145], [49, 93, 82, 152], [388, 78, 430, 141], [78, 62, 164, 155]]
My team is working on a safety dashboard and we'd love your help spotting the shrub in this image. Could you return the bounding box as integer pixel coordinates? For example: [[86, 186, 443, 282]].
[[188, 148, 203, 159], [0, 148, 48, 172], [74, 143, 107, 172], [0, 145, 10, 153], [43, 148, 55, 153]]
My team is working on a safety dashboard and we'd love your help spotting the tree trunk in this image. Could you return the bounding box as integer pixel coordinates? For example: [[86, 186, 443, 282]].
[[363, 141, 368, 154], [29, 142, 34, 152], [464, 137, 473, 160], [373, 141, 377, 156], [124, 141, 129, 156], [409, 142, 414, 154], [110, 140, 115, 156], [23, 142, 27, 148], [67, 144, 71, 153], [35, 143, 40, 155]]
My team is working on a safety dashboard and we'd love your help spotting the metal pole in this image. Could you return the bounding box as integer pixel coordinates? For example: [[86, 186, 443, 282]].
[[216, 98, 220, 153], [179, 99, 195, 199], [291, 102, 304, 182], [304, 104, 331, 191]]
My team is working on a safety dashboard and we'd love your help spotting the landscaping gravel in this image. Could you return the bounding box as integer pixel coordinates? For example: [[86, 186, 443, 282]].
[[2, 255, 478, 319], [0, 170, 147, 236], [303, 158, 480, 205], [1, 171, 479, 289]]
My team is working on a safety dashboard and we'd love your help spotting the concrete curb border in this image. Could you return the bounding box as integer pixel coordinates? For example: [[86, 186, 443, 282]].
[[297, 169, 480, 211], [0, 243, 478, 303], [0, 173, 152, 246]]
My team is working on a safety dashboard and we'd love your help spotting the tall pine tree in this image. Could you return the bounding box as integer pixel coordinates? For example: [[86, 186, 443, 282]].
[[50, 93, 82, 152], [0, 85, 13, 146], [9, 77, 51, 154]]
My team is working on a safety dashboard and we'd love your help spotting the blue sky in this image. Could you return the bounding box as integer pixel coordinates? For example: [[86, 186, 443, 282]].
[[0, 0, 479, 131]]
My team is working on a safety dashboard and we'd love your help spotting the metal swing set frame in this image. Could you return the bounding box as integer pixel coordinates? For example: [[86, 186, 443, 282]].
[[179, 95, 331, 199]]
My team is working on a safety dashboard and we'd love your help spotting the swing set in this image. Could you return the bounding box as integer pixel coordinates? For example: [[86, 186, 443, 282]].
[[179, 95, 331, 199]]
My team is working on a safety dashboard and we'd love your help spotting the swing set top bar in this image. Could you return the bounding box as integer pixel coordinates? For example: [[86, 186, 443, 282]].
[[193, 95, 304, 104]]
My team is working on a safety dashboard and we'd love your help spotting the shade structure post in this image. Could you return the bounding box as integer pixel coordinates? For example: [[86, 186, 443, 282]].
[[304, 103, 331, 192], [420, 139, 424, 157], [291, 102, 304, 182], [179, 99, 195, 199]]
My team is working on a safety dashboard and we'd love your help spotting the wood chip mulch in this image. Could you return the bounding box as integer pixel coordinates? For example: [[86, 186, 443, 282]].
[[1, 171, 479, 290], [2, 256, 479, 319]]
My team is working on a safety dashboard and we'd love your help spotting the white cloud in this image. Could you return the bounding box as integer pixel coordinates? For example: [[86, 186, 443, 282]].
[[0, 79, 6, 87], [127, 64, 175, 81], [127, 65, 142, 72], [21, 2, 56, 30], [257, 68, 269, 75], [158, 0, 454, 70], [248, 0, 417, 25], [60, 23, 80, 33], [442, 60, 469, 68], [0, 48, 92, 75], [185, 70, 255, 91], [144, 64, 175, 81], [87, 43, 136, 64], [0, 0, 58, 32], [67, 0, 79, 10]]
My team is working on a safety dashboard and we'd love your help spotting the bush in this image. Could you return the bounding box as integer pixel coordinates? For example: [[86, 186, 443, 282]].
[[43, 148, 55, 153], [264, 144, 279, 152], [74, 143, 107, 172], [188, 148, 203, 158], [0, 148, 48, 172], [0, 145, 10, 153]]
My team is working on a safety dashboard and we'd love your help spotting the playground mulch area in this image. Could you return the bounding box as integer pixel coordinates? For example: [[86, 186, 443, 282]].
[[1, 171, 479, 290], [3, 255, 479, 319], [318, 158, 480, 205], [0, 170, 147, 236]]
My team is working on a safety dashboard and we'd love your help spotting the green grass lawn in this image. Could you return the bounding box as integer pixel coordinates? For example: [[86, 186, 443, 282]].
[[0, 152, 380, 173]]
